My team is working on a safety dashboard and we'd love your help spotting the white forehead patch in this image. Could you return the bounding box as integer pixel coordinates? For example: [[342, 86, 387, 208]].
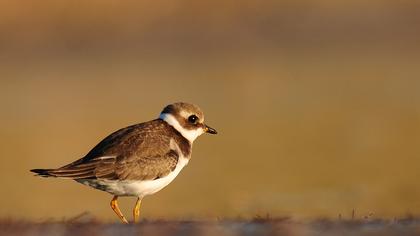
[[159, 113, 204, 143]]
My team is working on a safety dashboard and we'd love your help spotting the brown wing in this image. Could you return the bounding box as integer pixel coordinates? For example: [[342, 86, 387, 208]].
[[37, 119, 183, 181]]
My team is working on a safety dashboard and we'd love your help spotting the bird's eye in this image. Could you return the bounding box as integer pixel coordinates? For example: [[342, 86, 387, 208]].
[[188, 115, 198, 124]]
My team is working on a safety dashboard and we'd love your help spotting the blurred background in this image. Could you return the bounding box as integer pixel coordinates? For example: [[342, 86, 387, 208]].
[[1, 0, 420, 221]]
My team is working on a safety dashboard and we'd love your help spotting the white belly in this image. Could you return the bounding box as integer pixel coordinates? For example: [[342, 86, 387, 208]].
[[77, 157, 189, 197]]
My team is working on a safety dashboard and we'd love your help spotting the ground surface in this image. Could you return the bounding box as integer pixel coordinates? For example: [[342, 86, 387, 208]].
[[1, 218, 420, 236]]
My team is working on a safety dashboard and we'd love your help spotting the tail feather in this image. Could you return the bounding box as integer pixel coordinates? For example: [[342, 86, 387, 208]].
[[30, 168, 55, 177], [30, 167, 96, 179]]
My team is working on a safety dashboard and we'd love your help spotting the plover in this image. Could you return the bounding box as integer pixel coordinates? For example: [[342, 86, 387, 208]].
[[31, 102, 217, 223]]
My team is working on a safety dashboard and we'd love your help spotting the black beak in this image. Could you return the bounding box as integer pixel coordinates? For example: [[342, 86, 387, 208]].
[[204, 125, 217, 134]]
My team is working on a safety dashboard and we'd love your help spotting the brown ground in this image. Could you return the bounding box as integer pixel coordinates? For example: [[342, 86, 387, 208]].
[[1, 217, 420, 236]]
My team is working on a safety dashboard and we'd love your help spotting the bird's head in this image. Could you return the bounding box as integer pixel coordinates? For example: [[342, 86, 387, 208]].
[[159, 102, 217, 143]]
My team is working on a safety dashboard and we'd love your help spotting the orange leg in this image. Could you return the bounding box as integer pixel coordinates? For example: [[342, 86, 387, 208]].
[[133, 197, 142, 223], [110, 196, 129, 224]]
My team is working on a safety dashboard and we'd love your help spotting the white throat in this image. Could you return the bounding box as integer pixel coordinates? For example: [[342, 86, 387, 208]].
[[159, 113, 204, 143]]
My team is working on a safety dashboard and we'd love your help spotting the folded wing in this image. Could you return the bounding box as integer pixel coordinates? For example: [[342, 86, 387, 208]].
[[31, 120, 182, 181]]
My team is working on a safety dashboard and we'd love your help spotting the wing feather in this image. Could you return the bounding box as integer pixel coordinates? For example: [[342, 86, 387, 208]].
[[35, 120, 188, 181]]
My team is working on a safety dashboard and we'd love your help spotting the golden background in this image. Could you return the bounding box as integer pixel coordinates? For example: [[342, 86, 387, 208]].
[[1, 1, 420, 221]]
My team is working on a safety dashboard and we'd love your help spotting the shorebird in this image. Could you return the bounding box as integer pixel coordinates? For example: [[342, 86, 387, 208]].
[[31, 102, 217, 223]]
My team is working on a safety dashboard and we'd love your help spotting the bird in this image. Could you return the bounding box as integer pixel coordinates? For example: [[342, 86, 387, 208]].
[[30, 102, 217, 223]]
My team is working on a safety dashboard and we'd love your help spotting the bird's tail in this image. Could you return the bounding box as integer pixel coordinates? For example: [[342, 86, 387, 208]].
[[30, 168, 55, 177]]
